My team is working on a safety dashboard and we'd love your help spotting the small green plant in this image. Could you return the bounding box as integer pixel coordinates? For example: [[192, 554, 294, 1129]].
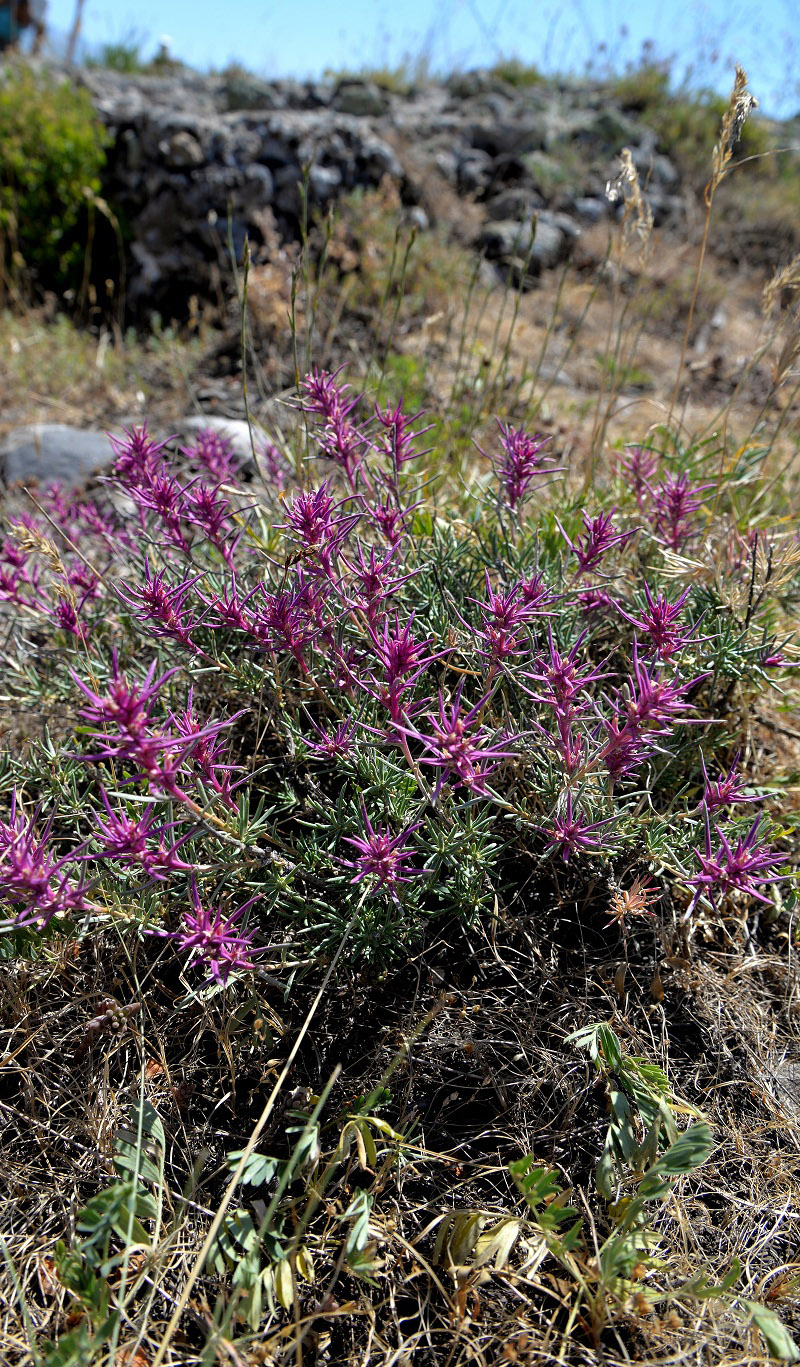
[[87, 35, 148, 74], [487, 57, 544, 88], [0, 61, 109, 297], [435, 1024, 798, 1359]]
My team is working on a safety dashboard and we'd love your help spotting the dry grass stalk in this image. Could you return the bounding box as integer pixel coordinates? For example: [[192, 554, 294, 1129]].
[[605, 148, 654, 268], [763, 254, 800, 319], [709, 64, 759, 202], [670, 65, 757, 435]]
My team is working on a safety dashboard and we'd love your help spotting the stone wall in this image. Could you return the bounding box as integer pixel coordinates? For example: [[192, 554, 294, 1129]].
[[79, 66, 686, 318]]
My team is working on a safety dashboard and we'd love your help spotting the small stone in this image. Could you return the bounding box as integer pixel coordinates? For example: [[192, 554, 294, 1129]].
[[0, 426, 116, 489], [332, 81, 388, 117], [161, 130, 205, 169]]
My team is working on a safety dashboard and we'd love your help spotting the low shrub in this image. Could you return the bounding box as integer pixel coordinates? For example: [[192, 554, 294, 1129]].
[[0, 60, 109, 297], [0, 376, 795, 972]]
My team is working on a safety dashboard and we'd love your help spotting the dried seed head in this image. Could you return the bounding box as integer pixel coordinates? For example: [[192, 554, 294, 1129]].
[[764, 253, 800, 318], [710, 65, 758, 195], [605, 148, 653, 266], [607, 874, 659, 926]]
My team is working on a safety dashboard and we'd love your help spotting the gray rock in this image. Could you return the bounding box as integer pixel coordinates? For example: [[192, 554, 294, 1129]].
[[73, 64, 691, 318], [332, 81, 388, 117], [478, 215, 573, 273], [458, 149, 493, 193], [484, 187, 543, 221], [469, 117, 547, 157], [161, 130, 205, 169], [573, 196, 608, 223], [222, 72, 282, 112], [0, 425, 115, 489], [308, 162, 342, 203]]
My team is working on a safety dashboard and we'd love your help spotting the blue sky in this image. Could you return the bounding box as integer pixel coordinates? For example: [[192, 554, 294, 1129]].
[[42, 0, 800, 117]]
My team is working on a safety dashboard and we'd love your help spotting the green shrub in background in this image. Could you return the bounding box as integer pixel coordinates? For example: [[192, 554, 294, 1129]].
[[0, 61, 109, 297]]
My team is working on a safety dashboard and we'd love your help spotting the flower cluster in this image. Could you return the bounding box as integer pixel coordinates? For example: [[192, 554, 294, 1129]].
[[0, 373, 791, 978]]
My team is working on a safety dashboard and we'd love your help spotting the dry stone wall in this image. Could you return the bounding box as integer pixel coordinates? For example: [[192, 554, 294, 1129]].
[[79, 67, 687, 319]]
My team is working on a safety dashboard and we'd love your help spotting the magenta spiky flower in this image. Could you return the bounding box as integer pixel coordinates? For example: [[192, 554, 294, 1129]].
[[647, 472, 712, 551], [616, 582, 697, 660], [620, 445, 658, 509], [0, 790, 90, 928], [489, 423, 559, 511], [688, 812, 785, 911], [342, 805, 422, 896], [557, 508, 633, 577], [108, 424, 174, 487], [619, 639, 706, 736], [89, 789, 194, 880], [366, 614, 446, 722], [399, 681, 514, 794], [281, 483, 358, 576], [299, 368, 367, 487], [154, 879, 262, 985], [184, 428, 240, 482], [522, 625, 608, 722], [699, 751, 760, 813], [306, 717, 357, 759], [543, 790, 618, 863]]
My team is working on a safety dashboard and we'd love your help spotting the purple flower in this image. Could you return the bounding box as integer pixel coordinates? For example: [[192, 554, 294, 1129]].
[[154, 879, 261, 984], [342, 805, 422, 896], [71, 653, 178, 737], [259, 438, 292, 492], [71, 657, 237, 802], [620, 445, 658, 509], [598, 713, 651, 783], [522, 626, 608, 721], [198, 578, 262, 635], [366, 614, 446, 722], [364, 496, 418, 547], [254, 583, 318, 671], [619, 640, 705, 736], [646, 472, 712, 551], [53, 595, 89, 640], [88, 789, 194, 879], [375, 399, 432, 481], [183, 429, 240, 482], [300, 368, 367, 488], [516, 571, 557, 615], [306, 717, 357, 759], [487, 423, 559, 511], [699, 751, 760, 813], [170, 688, 243, 810], [66, 563, 101, 600], [339, 541, 416, 624], [689, 812, 785, 911], [117, 561, 206, 652], [281, 484, 358, 576], [131, 470, 192, 553], [109, 424, 173, 488], [616, 583, 698, 660], [557, 508, 633, 577], [399, 681, 514, 794], [0, 790, 90, 928], [543, 790, 617, 863], [182, 480, 240, 564], [578, 587, 615, 618]]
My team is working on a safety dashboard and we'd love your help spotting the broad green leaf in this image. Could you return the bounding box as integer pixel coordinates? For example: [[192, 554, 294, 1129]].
[[740, 1300, 800, 1362], [114, 1099, 165, 1186], [274, 1256, 293, 1310], [638, 1122, 714, 1200], [434, 1211, 486, 1268], [472, 1217, 522, 1270]]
